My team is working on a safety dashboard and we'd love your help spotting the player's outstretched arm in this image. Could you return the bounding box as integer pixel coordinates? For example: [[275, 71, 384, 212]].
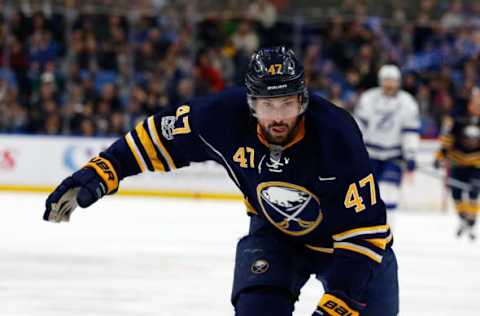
[[43, 154, 120, 222], [43, 98, 212, 223]]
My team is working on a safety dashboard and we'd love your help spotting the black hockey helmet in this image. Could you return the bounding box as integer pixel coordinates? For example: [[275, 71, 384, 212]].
[[245, 46, 308, 116]]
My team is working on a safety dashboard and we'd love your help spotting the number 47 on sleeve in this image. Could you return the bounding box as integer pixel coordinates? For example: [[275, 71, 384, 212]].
[[344, 174, 377, 213]]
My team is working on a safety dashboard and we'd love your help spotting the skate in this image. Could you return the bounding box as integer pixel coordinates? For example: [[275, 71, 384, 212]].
[[467, 226, 477, 241], [469, 231, 476, 241], [456, 221, 468, 238]]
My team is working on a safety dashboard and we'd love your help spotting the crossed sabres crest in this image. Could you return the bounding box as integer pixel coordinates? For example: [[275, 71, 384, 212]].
[[259, 184, 323, 235]]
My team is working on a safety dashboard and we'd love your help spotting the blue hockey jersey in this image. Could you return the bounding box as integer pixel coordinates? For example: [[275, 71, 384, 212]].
[[103, 87, 392, 298]]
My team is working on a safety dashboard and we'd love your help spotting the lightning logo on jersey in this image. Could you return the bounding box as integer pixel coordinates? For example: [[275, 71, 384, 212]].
[[354, 87, 420, 161]]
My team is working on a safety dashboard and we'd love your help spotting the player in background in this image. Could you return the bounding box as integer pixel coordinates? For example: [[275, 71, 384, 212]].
[[435, 87, 480, 241], [354, 65, 420, 226], [43, 47, 398, 315]]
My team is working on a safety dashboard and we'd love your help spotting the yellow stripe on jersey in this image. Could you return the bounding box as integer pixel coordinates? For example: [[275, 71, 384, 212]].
[[305, 244, 334, 254], [468, 202, 480, 214], [147, 116, 177, 170], [135, 121, 166, 172], [386, 231, 393, 243], [243, 198, 258, 215], [332, 225, 389, 241], [365, 229, 393, 250], [125, 132, 146, 172], [365, 238, 387, 250], [333, 242, 383, 263], [448, 151, 480, 166], [440, 135, 454, 148], [455, 201, 470, 214], [435, 151, 445, 161], [449, 150, 480, 160], [460, 202, 480, 214]]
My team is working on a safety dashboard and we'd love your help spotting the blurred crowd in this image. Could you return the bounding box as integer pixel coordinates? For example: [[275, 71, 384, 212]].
[[0, 0, 480, 137]]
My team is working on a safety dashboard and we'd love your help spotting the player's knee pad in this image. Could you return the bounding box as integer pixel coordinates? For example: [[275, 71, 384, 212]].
[[379, 181, 400, 210], [234, 286, 294, 316], [231, 234, 300, 305]]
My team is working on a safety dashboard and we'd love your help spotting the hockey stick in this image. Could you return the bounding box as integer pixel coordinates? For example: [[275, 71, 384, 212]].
[[416, 167, 480, 192]]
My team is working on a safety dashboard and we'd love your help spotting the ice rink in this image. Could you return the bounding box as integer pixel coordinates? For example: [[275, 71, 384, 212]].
[[1, 192, 479, 316]]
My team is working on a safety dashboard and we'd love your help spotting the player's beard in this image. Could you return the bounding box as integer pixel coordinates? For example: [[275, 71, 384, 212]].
[[262, 117, 301, 146]]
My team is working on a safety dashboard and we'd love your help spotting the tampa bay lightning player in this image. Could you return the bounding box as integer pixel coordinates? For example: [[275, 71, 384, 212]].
[[354, 65, 420, 224]]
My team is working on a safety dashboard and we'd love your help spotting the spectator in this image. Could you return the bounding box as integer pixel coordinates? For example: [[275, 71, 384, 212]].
[[1, 0, 480, 140], [440, 1, 465, 31], [232, 20, 259, 55], [194, 49, 225, 94], [108, 111, 127, 136], [79, 117, 96, 136], [248, 0, 277, 30]]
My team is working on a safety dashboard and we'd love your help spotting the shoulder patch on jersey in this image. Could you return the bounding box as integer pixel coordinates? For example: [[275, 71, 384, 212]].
[[251, 259, 269, 274], [161, 116, 176, 140], [256, 182, 323, 236]]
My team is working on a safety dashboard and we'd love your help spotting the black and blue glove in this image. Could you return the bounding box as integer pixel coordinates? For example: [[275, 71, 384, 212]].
[[43, 156, 119, 222], [405, 159, 416, 172]]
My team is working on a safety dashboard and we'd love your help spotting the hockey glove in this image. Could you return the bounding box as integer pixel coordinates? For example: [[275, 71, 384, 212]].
[[405, 159, 416, 172], [313, 292, 365, 316], [433, 159, 441, 169], [434, 150, 447, 169], [43, 156, 119, 222]]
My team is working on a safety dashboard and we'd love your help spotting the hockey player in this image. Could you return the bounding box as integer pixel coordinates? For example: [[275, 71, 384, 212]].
[[44, 47, 398, 316], [435, 87, 480, 240], [354, 65, 420, 223]]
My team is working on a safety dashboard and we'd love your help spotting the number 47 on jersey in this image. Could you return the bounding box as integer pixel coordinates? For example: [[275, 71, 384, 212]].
[[344, 174, 377, 213]]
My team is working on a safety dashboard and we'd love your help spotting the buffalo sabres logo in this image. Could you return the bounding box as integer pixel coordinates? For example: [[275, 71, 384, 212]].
[[257, 182, 323, 236], [251, 259, 269, 274]]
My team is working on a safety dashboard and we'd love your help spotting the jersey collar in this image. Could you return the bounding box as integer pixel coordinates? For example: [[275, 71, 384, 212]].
[[256, 117, 305, 150]]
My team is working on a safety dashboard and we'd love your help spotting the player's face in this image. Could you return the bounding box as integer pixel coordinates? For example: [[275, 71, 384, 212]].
[[381, 79, 399, 96], [255, 95, 302, 145]]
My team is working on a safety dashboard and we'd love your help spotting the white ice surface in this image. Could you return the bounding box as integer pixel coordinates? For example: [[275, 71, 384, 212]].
[[1, 192, 479, 316]]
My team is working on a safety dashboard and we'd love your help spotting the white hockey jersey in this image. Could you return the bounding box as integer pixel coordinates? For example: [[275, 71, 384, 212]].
[[354, 87, 420, 161]]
